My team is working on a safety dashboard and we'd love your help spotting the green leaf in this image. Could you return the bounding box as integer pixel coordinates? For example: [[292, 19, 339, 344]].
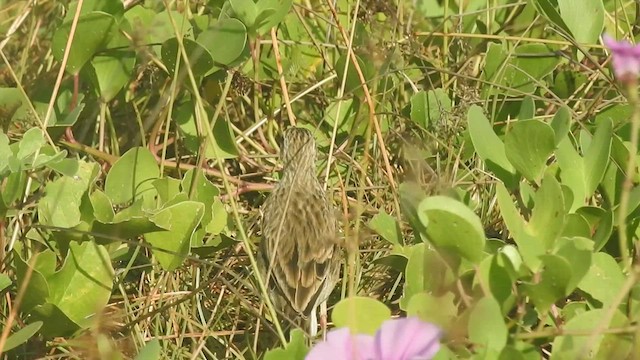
[[51, 12, 117, 74], [578, 252, 625, 306], [229, 0, 258, 28], [550, 106, 571, 146], [518, 96, 535, 120], [531, 0, 570, 34], [410, 89, 451, 128], [197, 18, 248, 67], [467, 105, 517, 185], [496, 183, 544, 271], [47, 242, 114, 328], [332, 296, 391, 335], [30, 303, 79, 338], [406, 292, 456, 329], [17, 128, 45, 160], [146, 201, 205, 271], [468, 297, 507, 353], [477, 254, 515, 310], [553, 237, 592, 293], [551, 310, 631, 359], [0, 273, 10, 291], [135, 339, 161, 360], [558, 0, 604, 44], [263, 329, 308, 360], [527, 173, 565, 249], [584, 118, 612, 196], [524, 255, 572, 312], [556, 136, 586, 211], [255, 0, 293, 35], [161, 37, 215, 78], [105, 147, 159, 205], [38, 161, 98, 228], [504, 119, 555, 182], [368, 210, 402, 246], [13, 252, 50, 313], [484, 43, 560, 96], [417, 195, 485, 263], [322, 99, 356, 131], [1, 321, 43, 352], [174, 101, 239, 160]]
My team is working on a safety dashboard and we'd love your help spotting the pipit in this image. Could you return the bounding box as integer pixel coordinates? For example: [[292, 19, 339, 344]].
[[258, 127, 341, 337]]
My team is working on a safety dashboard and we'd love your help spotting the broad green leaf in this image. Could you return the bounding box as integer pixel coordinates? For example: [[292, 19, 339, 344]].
[[135, 339, 161, 360], [263, 329, 308, 360], [410, 89, 451, 128], [496, 183, 544, 270], [90, 190, 115, 223], [17, 128, 45, 160], [161, 37, 215, 78], [418, 195, 485, 263], [174, 101, 239, 159], [332, 296, 391, 335], [0, 273, 10, 291], [558, 0, 604, 44], [531, 0, 570, 34], [554, 237, 592, 293], [88, 52, 135, 102], [255, 0, 293, 35], [527, 174, 565, 249], [229, 0, 258, 28], [524, 255, 572, 312], [518, 96, 535, 120], [47, 242, 114, 328], [468, 297, 507, 353], [483, 43, 560, 96], [551, 309, 631, 359], [0, 87, 24, 127], [197, 18, 248, 67], [550, 106, 571, 146], [467, 105, 516, 186], [13, 252, 50, 313], [105, 147, 159, 205], [323, 99, 356, 131], [30, 303, 79, 338], [153, 177, 182, 205], [0, 321, 43, 352], [399, 182, 428, 242], [584, 118, 612, 196], [578, 252, 625, 306], [561, 214, 590, 238], [556, 136, 586, 211], [504, 119, 555, 182], [146, 201, 205, 271], [368, 210, 402, 246], [477, 255, 514, 311], [38, 161, 98, 228], [51, 12, 117, 74], [406, 292, 456, 329]]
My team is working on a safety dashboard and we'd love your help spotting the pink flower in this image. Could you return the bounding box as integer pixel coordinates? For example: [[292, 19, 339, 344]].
[[603, 34, 640, 83], [374, 317, 441, 360], [305, 328, 375, 360], [306, 317, 441, 360]]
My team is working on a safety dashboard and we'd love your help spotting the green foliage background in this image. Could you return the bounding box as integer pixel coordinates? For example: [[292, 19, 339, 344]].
[[0, 0, 639, 358]]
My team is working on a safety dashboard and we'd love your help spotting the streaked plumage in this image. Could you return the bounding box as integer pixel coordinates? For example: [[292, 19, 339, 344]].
[[259, 127, 340, 336]]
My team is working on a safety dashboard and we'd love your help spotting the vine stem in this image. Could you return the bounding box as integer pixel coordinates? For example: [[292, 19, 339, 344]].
[[618, 79, 640, 273]]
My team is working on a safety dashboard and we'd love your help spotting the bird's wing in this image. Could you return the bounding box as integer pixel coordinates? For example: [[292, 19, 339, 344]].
[[260, 188, 339, 316]]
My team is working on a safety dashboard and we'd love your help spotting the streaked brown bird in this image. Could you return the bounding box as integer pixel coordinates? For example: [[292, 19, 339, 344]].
[[258, 127, 341, 337]]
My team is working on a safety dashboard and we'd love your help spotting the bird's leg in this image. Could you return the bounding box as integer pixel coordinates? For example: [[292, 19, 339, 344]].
[[320, 301, 328, 340], [310, 310, 318, 337]]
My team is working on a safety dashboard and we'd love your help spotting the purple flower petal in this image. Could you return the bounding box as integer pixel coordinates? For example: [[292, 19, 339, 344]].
[[306, 328, 376, 360], [603, 34, 640, 81], [373, 317, 441, 360]]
